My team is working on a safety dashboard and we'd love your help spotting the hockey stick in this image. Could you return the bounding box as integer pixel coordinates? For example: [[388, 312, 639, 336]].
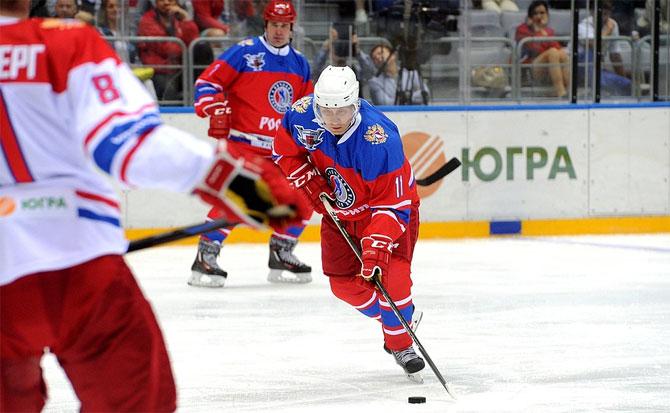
[[319, 194, 456, 399], [415, 157, 461, 187], [127, 218, 231, 252]]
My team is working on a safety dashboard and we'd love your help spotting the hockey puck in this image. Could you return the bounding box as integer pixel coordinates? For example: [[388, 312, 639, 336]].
[[408, 396, 426, 404]]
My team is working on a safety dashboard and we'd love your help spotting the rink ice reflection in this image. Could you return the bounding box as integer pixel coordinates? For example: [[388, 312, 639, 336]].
[[42, 234, 670, 412]]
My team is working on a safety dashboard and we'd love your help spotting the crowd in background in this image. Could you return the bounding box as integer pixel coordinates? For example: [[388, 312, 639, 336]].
[[29, 0, 670, 104]]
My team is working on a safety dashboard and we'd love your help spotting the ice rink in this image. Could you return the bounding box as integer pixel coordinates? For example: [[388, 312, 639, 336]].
[[41, 234, 670, 412]]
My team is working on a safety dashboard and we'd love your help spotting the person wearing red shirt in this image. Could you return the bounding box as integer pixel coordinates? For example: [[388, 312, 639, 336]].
[[191, 0, 229, 36], [137, 0, 199, 102], [515, 0, 570, 97]]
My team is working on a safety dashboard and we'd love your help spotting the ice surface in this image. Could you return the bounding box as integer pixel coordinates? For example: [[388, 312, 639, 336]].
[[42, 234, 670, 412]]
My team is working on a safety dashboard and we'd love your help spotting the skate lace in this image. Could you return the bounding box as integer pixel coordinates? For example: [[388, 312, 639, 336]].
[[199, 243, 221, 268], [394, 347, 418, 365], [277, 248, 303, 266]]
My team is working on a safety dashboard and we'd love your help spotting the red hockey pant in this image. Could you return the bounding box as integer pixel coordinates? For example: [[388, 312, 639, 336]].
[[321, 207, 419, 351], [0, 255, 176, 412]]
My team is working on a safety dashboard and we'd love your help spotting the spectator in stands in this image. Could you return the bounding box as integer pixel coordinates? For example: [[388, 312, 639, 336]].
[[314, 26, 351, 80], [191, 0, 229, 37], [137, 0, 199, 102], [516, 0, 570, 98], [637, 0, 669, 35], [481, 0, 519, 14], [233, 0, 267, 36], [307, 0, 368, 24], [578, 0, 631, 96], [358, 43, 430, 105], [54, 0, 77, 18], [97, 0, 137, 63]]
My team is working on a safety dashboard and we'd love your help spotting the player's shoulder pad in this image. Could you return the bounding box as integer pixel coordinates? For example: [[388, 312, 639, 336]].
[[290, 95, 313, 114]]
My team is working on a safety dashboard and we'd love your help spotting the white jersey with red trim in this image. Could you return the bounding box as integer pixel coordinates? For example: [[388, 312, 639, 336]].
[[0, 17, 214, 285]]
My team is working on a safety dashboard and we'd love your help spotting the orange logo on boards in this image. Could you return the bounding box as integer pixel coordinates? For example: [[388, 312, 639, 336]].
[[41, 18, 85, 29], [401, 131, 447, 198], [0, 196, 17, 217]]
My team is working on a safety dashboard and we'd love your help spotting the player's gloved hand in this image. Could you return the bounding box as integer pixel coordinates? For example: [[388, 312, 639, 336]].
[[194, 93, 232, 139], [286, 162, 333, 215], [360, 234, 394, 281], [193, 142, 310, 232], [208, 109, 231, 140], [194, 93, 230, 118]]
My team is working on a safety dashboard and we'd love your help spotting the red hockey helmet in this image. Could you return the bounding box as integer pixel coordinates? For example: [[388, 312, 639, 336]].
[[263, 0, 296, 23]]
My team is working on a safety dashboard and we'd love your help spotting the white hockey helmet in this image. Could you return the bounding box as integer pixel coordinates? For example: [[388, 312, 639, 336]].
[[314, 66, 360, 131], [314, 65, 359, 109]]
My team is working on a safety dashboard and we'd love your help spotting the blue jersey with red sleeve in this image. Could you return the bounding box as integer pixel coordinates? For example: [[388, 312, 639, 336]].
[[273, 96, 419, 241], [194, 36, 312, 153]]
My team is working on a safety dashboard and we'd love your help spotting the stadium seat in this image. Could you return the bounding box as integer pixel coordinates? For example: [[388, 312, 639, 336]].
[[501, 11, 527, 38], [550, 9, 573, 36]]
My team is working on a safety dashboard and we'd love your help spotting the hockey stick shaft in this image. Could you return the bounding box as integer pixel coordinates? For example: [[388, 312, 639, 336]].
[[127, 218, 231, 252], [415, 157, 461, 187], [319, 195, 456, 399]]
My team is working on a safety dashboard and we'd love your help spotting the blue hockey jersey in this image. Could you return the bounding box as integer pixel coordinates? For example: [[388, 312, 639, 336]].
[[195, 36, 312, 155], [273, 96, 419, 240]]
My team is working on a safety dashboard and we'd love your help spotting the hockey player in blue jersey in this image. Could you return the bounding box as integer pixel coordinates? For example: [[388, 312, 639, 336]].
[[273, 66, 426, 380], [188, 0, 314, 288]]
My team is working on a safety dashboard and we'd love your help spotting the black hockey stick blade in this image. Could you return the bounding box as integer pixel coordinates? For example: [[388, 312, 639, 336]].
[[415, 157, 461, 187], [127, 218, 231, 252]]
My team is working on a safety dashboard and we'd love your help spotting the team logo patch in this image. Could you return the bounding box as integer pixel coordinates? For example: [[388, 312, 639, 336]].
[[291, 96, 312, 113], [268, 81, 294, 114], [324, 168, 355, 209], [294, 125, 324, 150], [243, 52, 265, 71], [238, 38, 255, 47], [364, 124, 388, 145]]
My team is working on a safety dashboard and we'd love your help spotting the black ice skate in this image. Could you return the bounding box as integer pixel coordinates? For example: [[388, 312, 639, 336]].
[[188, 239, 227, 288], [267, 235, 312, 284], [383, 310, 424, 383], [391, 346, 425, 383]]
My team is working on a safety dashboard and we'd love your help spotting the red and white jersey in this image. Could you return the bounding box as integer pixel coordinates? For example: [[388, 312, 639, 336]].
[[0, 17, 214, 285]]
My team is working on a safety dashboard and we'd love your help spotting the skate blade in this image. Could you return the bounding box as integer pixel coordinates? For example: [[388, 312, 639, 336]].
[[267, 269, 312, 284], [406, 372, 424, 384], [188, 271, 226, 288], [411, 310, 423, 332]]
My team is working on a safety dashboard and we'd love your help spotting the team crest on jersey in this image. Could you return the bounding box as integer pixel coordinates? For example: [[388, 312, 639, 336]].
[[294, 125, 324, 150], [268, 81, 294, 113], [243, 52, 265, 71], [324, 168, 356, 209], [364, 124, 388, 145], [238, 39, 255, 47], [291, 96, 312, 114]]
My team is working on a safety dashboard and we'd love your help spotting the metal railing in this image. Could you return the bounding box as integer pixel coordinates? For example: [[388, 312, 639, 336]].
[[104, 34, 667, 106], [103, 36, 188, 106]]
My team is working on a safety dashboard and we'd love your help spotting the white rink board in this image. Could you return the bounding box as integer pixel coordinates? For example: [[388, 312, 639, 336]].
[[588, 108, 670, 216], [120, 106, 670, 228]]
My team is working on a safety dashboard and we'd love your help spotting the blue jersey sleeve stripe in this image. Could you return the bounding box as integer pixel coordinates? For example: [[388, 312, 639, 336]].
[[77, 208, 121, 227], [92, 113, 161, 174]]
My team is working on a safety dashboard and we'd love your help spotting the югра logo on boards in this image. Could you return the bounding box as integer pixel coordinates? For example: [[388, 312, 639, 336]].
[[402, 131, 577, 197]]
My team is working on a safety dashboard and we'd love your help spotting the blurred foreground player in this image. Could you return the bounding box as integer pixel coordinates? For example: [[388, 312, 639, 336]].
[[0, 1, 308, 411], [273, 65, 426, 380], [189, 0, 315, 288]]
